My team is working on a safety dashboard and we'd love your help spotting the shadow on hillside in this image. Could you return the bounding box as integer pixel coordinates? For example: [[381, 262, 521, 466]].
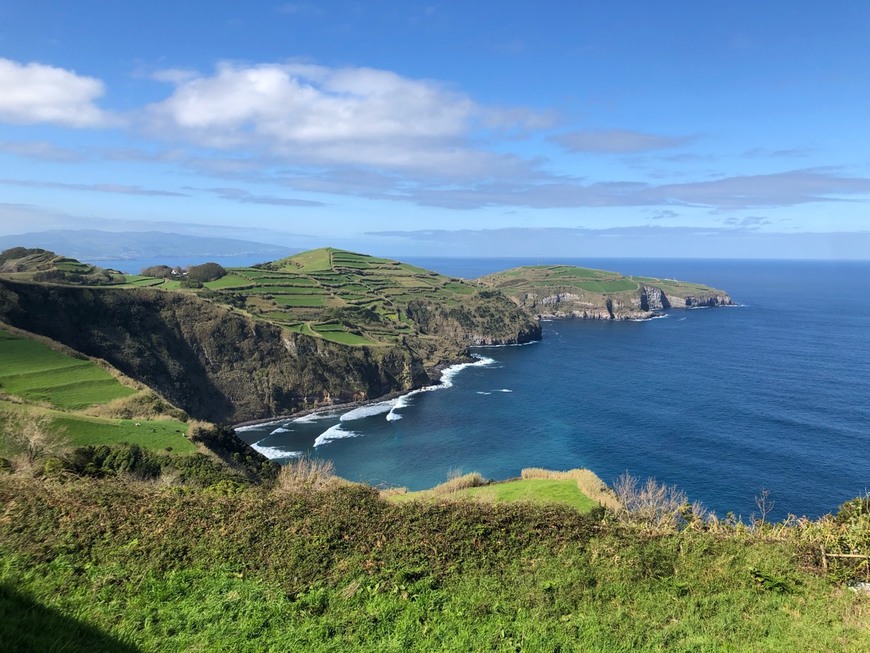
[[0, 584, 140, 653]]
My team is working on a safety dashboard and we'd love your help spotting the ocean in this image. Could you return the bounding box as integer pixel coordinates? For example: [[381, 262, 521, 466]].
[[229, 257, 867, 520]]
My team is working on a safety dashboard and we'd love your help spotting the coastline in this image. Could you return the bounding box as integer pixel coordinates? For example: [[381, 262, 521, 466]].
[[233, 354, 479, 432]]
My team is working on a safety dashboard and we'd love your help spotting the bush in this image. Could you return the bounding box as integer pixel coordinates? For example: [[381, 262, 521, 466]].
[[613, 472, 701, 532]]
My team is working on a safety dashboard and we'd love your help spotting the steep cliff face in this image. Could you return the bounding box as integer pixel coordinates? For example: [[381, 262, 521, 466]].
[[0, 281, 432, 423], [405, 290, 541, 346]]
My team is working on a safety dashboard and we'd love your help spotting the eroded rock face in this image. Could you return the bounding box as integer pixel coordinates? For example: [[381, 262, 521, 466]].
[[640, 286, 670, 311]]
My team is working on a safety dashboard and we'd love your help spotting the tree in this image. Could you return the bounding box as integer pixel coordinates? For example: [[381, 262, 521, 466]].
[[186, 262, 226, 283]]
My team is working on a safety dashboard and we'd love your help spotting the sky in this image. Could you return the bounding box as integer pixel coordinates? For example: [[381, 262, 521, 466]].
[[0, 0, 869, 258]]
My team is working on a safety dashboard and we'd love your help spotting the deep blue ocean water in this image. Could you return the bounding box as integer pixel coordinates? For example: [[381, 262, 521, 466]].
[[232, 258, 870, 520]]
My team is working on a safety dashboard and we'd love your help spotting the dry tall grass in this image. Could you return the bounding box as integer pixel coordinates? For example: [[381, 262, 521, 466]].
[[274, 456, 343, 492], [429, 469, 487, 495], [521, 467, 620, 510]]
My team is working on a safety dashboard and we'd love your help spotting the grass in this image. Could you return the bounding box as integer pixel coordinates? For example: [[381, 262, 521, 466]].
[[390, 469, 608, 514], [460, 478, 600, 511], [52, 415, 194, 452], [0, 399, 195, 456], [203, 274, 253, 289], [0, 329, 137, 409], [575, 279, 639, 292], [313, 329, 377, 346], [0, 475, 866, 652]]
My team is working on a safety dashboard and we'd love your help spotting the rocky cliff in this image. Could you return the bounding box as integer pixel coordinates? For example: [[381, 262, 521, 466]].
[[0, 277, 538, 423], [0, 281, 433, 422], [478, 265, 733, 320]]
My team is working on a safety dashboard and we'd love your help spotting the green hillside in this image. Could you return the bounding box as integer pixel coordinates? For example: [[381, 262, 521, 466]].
[[0, 247, 125, 285], [200, 247, 513, 346]]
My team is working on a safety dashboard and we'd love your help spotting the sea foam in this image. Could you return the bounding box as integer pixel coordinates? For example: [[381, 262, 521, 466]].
[[340, 400, 397, 422], [314, 423, 362, 447], [292, 411, 339, 424]]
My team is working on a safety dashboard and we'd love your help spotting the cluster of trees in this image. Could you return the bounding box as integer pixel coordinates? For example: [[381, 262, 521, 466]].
[[141, 262, 227, 288]]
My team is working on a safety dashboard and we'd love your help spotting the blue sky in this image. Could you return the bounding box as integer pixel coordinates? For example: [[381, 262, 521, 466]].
[[0, 1, 868, 258]]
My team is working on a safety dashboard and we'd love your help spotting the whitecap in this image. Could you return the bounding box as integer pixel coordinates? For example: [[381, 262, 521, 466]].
[[476, 391, 492, 395], [235, 421, 281, 432], [314, 423, 362, 447], [497, 388, 513, 393], [251, 440, 303, 459], [270, 426, 292, 435], [340, 400, 397, 422]]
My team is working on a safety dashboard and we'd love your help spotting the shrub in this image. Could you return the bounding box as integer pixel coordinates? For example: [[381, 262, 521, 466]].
[[612, 472, 701, 533]]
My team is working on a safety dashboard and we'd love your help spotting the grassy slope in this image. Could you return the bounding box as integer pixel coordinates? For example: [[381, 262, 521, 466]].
[[0, 328, 193, 455], [0, 477, 866, 652]]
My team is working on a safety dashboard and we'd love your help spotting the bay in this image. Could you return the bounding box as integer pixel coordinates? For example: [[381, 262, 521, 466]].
[[235, 258, 870, 520]]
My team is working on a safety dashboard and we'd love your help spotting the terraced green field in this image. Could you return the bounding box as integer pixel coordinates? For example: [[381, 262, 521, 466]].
[[0, 329, 136, 409], [120, 248, 491, 347], [0, 329, 193, 456]]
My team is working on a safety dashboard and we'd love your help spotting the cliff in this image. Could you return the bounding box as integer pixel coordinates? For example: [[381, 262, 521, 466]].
[[0, 280, 432, 422], [0, 247, 540, 423], [477, 265, 733, 320]]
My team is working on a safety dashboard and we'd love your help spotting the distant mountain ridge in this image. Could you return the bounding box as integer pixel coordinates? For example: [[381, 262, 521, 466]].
[[0, 230, 296, 260]]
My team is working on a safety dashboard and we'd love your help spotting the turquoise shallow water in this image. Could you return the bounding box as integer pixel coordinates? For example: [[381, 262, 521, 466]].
[[237, 259, 870, 520]]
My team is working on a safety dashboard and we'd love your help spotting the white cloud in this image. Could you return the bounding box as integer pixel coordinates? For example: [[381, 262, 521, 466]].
[[0, 58, 114, 127], [145, 62, 544, 175]]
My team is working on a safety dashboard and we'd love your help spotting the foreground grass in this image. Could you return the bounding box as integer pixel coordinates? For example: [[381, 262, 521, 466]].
[[1, 474, 867, 652]]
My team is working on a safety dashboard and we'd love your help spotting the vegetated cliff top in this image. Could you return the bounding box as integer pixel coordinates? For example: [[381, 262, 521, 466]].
[[477, 264, 734, 319]]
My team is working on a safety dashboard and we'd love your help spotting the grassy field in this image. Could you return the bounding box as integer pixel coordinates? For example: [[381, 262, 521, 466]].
[[52, 414, 193, 451], [390, 468, 615, 514], [0, 329, 137, 409], [459, 478, 600, 511]]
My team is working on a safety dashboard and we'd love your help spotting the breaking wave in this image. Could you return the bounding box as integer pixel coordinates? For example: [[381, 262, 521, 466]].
[[250, 440, 303, 460], [314, 423, 362, 447], [340, 400, 397, 422]]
